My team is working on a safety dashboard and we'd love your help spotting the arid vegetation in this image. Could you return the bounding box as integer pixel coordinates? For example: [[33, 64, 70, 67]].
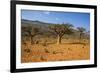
[[21, 19, 90, 63]]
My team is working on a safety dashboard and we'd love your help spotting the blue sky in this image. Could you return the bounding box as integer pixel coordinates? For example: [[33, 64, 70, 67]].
[[21, 10, 90, 31]]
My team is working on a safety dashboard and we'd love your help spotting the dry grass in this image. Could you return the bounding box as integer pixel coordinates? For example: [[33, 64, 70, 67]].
[[21, 39, 90, 63]]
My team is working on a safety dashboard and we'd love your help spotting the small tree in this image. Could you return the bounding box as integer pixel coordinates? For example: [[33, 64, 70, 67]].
[[49, 23, 73, 44], [77, 27, 86, 39], [22, 26, 40, 44]]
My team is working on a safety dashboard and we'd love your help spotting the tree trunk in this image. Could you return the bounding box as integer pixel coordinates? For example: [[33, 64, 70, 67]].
[[79, 33, 82, 43], [80, 33, 81, 39], [80, 33, 82, 39], [57, 35, 62, 44], [30, 36, 34, 45]]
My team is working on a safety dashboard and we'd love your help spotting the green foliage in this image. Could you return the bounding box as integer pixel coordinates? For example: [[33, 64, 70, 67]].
[[22, 26, 40, 37], [49, 23, 74, 36], [21, 26, 41, 44]]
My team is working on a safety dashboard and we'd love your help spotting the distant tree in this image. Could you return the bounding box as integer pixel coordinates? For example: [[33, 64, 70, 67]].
[[49, 23, 73, 44], [22, 26, 40, 44], [86, 31, 90, 39], [77, 27, 86, 39]]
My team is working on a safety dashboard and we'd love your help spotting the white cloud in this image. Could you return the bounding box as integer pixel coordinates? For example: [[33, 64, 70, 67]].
[[39, 13, 42, 16], [55, 18, 59, 20], [44, 11, 50, 15]]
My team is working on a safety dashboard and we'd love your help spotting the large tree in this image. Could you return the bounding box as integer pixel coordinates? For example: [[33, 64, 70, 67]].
[[49, 23, 73, 44], [77, 27, 86, 39]]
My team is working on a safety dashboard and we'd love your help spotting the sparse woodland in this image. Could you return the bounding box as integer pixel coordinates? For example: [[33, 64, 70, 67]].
[[21, 19, 90, 63]]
